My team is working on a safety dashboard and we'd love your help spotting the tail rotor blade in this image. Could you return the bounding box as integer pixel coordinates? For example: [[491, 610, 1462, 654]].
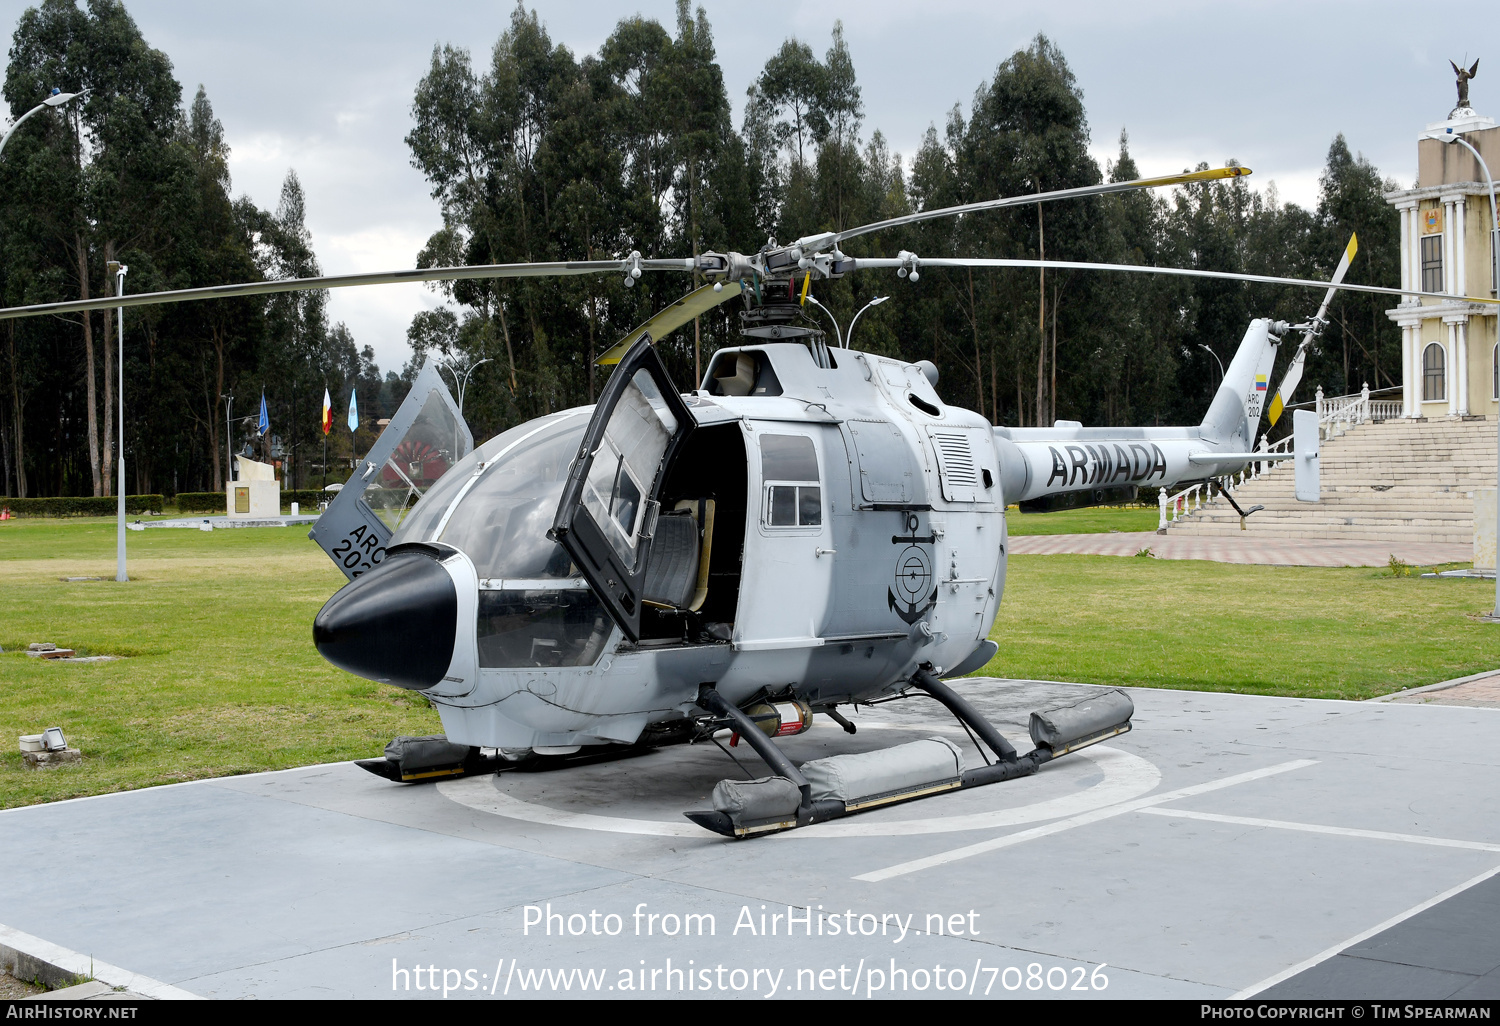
[[1267, 233, 1357, 426]]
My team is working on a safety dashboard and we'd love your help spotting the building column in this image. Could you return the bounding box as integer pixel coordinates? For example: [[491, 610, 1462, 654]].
[[1412, 205, 1424, 295], [1456, 197, 1468, 297], [1458, 318, 1470, 416], [1448, 320, 1460, 415], [1416, 324, 1427, 416], [1398, 201, 1414, 296], [1444, 198, 1458, 295], [1402, 325, 1415, 415]]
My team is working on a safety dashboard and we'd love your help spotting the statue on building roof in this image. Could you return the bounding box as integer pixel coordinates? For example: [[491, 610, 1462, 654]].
[[1450, 59, 1479, 111]]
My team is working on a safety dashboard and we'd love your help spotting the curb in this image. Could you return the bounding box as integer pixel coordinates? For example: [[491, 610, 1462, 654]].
[[1366, 668, 1500, 703], [0, 923, 200, 999]]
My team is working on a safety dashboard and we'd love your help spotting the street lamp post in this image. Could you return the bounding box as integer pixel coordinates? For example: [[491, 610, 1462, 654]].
[[847, 296, 890, 350], [1430, 127, 1500, 617], [221, 394, 233, 486], [0, 88, 85, 159], [1199, 344, 1225, 384], [439, 356, 491, 416]]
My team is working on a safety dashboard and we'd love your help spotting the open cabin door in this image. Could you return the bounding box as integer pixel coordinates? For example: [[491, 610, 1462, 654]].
[[309, 364, 473, 579], [551, 337, 694, 642]]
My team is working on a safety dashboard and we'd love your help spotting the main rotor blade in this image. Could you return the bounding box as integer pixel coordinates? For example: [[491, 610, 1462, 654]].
[[821, 165, 1252, 249], [0, 258, 696, 322], [595, 280, 743, 366], [1268, 233, 1358, 426], [848, 255, 1499, 307]]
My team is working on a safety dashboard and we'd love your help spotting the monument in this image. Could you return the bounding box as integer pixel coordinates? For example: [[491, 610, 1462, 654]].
[[227, 455, 281, 519]]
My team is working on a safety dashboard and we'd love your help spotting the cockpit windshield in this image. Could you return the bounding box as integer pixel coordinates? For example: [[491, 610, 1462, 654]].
[[391, 409, 592, 578], [390, 410, 612, 669]]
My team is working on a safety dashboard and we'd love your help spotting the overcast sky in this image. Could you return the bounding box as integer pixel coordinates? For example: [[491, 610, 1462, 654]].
[[2, 0, 1476, 373]]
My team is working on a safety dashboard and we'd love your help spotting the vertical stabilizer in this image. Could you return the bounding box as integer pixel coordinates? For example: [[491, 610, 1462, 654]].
[[1199, 318, 1277, 447]]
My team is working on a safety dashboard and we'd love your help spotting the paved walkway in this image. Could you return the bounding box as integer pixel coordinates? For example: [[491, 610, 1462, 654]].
[[1010, 531, 1472, 568], [1381, 672, 1500, 709]]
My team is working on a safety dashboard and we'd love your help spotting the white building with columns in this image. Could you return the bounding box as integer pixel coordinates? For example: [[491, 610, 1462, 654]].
[[1386, 106, 1499, 418]]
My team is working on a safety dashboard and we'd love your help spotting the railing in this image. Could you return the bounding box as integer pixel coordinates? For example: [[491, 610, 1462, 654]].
[[1158, 475, 1248, 530], [1157, 381, 1403, 531], [1314, 383, 1401, 440]]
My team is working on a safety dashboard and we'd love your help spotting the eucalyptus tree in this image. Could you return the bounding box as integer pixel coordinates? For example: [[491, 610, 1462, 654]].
[[1311, 135, 1400, 394], [4, 0, 189, 496]]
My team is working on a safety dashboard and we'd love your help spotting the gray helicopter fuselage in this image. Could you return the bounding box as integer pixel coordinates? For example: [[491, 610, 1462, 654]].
[[409, 341, 1007, 750], [314, 317, 1283, 753]]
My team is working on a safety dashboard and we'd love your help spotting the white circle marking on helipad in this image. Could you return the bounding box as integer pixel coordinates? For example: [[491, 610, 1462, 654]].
[[437, 725, 1161, 838]]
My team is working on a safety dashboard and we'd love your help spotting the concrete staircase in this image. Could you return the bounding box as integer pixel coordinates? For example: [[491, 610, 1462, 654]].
[[1165, 417, 1498, 544]]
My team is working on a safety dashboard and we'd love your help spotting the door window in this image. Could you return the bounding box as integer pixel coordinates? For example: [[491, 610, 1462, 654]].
[[761, 433, 821, 528]]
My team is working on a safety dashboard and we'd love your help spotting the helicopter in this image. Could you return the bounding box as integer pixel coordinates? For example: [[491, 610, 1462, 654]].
[[2, 166, 1490, 838]]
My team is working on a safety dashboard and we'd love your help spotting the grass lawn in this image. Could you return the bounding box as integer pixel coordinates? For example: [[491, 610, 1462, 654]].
[[1, 516, 1496, 809], [981, 553, 1500, 700], [1005, 504, 1160, 535], [0, 517, 441, 809]]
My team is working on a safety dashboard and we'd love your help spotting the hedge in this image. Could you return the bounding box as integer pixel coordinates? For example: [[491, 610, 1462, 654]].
[[0, 495, 165, 517], [175, 489, 330, 514], [174, 492, 225, 513]]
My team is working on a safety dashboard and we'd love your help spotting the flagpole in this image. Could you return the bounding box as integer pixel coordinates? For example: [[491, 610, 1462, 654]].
[[348, 388, 359, 466], [322, 386, 330, 493]]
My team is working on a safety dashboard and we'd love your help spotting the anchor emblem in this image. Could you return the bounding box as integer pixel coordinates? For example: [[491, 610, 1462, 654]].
[[888, 512, 937, 625]]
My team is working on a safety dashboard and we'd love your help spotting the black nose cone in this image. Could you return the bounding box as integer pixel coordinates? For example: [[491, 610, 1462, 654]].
[[314, 545, 458, 690]]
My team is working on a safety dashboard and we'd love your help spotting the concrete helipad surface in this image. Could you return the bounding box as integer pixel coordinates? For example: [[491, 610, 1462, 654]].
[[2, 678, 1497, 1001]]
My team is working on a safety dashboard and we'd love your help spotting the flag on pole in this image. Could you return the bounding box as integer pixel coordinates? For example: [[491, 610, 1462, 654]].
[[321, 388, 332, 435], [257, 392, 269, 436], [347, 389, 359, 432]]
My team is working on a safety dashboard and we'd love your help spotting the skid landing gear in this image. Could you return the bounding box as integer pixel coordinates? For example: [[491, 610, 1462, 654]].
[[684, 672, 1134, 838]]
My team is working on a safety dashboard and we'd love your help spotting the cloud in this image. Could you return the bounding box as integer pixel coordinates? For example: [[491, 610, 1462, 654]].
[[13, 0, 1448, 373]]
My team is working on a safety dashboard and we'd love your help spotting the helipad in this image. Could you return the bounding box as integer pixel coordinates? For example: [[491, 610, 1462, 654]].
[[2, 678, 1497, 1000]]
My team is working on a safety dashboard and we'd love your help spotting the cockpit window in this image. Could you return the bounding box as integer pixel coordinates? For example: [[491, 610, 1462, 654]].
[[477, 586, 612, 668]]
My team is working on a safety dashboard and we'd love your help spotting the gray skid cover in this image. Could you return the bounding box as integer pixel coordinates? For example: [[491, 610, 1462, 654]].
[[801, 737, 965, 803], [1029, 689, 1134, 749], [711, 776, 803, 820], [383, 735, 470, 771]]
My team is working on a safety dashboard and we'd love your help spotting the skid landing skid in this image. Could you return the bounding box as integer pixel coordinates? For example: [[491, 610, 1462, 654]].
[[356, 736, 667, 783], [685, 672, 1134, 838]]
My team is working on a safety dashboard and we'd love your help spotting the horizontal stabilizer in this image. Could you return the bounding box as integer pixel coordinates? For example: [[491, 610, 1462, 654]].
[[1294, 409, 1320, 502], [1189, 451, 1294, 463]]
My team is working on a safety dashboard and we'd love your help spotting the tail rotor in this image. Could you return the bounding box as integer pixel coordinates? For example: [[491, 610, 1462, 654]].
[[1267, 233, 1358, 427]]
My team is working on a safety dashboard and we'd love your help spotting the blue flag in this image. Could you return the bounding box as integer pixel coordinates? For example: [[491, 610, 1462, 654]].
[[347, 389, 359, 432], [257, 392, 269, 436]]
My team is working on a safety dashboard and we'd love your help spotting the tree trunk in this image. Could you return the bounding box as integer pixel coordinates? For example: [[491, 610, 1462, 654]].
[[6, 322, 24, 498], [102, 242, 115, 498], [1035, 202, 1046, 427], [1050, 282, 1060, 423], [498, 300, 518, 395], [991, 349, 998, 426], [967, 270, 984, 418], [212, 324, 226, 491], [77, 236, 101, 497]]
